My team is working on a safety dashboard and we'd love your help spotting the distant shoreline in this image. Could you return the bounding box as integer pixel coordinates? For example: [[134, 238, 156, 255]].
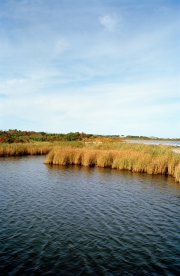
[[123, 139, 180, 147]]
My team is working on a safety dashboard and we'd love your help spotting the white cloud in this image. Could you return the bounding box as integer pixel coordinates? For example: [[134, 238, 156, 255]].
[[0, 0, 179, 137], [1, 76, 179, 136], [99, 14, 119, 31]]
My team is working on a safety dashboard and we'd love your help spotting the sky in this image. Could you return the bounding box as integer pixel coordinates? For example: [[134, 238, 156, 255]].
[[0, 0, 179, 138]]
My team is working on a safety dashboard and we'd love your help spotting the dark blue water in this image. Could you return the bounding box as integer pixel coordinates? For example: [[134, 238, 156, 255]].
[[0, 156, 180, 275]]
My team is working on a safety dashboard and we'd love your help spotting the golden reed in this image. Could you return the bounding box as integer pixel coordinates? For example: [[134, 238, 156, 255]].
[[44, 144, 180, 183], [0, 142, 179, 183], [0, 141, 82, 157], [0, 142, 52, 156]]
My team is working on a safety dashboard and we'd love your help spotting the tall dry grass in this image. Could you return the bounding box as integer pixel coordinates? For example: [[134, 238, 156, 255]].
[[0, 142, 53, 156], [44, 143, 180, 183], [0, 141, 84, 157], [1, 141, 180, 182]]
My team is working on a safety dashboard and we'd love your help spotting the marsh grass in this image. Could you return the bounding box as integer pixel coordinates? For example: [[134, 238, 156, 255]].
[[1, 141, 180, 182], [0, 142, 53, 156], [0, 141, 85, 157], [45, 143, 180, 183]]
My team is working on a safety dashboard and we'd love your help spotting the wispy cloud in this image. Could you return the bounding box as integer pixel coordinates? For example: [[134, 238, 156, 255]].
[[0, 0, 179, 137], [155, 6, 169, 13], [99, 14, 120, 31], [1, 75, 179, 136]]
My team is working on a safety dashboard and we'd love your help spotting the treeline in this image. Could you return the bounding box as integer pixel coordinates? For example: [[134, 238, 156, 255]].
[[0, 129, 93, 143], [0, 129, 121, 143], [126, 135, 150, 139], [1, 130, 172, 144]]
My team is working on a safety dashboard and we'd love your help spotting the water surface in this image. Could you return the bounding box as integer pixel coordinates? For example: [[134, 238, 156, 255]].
[[0, 156, 180, 275], [124, 139, 180, 146]]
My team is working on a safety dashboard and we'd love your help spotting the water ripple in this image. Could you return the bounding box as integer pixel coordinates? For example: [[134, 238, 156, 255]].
[[0, 156, 180, 275]]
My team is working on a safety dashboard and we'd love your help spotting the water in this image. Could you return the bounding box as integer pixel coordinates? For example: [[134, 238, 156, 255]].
[[0, 156, 180, 275], [124, 140, 180, 146]]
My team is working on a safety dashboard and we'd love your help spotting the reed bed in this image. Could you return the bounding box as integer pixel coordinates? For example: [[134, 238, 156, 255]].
[[0, 142, 53, 156], [1, 141, 180, 182], [45, 143, 180, 183], [0, 141, 84, 157]]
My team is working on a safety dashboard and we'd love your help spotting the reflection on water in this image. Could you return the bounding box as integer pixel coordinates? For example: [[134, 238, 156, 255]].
[[0, 156, 180, 275]]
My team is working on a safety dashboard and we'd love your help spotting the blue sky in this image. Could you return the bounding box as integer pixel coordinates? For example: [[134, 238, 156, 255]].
[[0, 0, 179, 137]]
